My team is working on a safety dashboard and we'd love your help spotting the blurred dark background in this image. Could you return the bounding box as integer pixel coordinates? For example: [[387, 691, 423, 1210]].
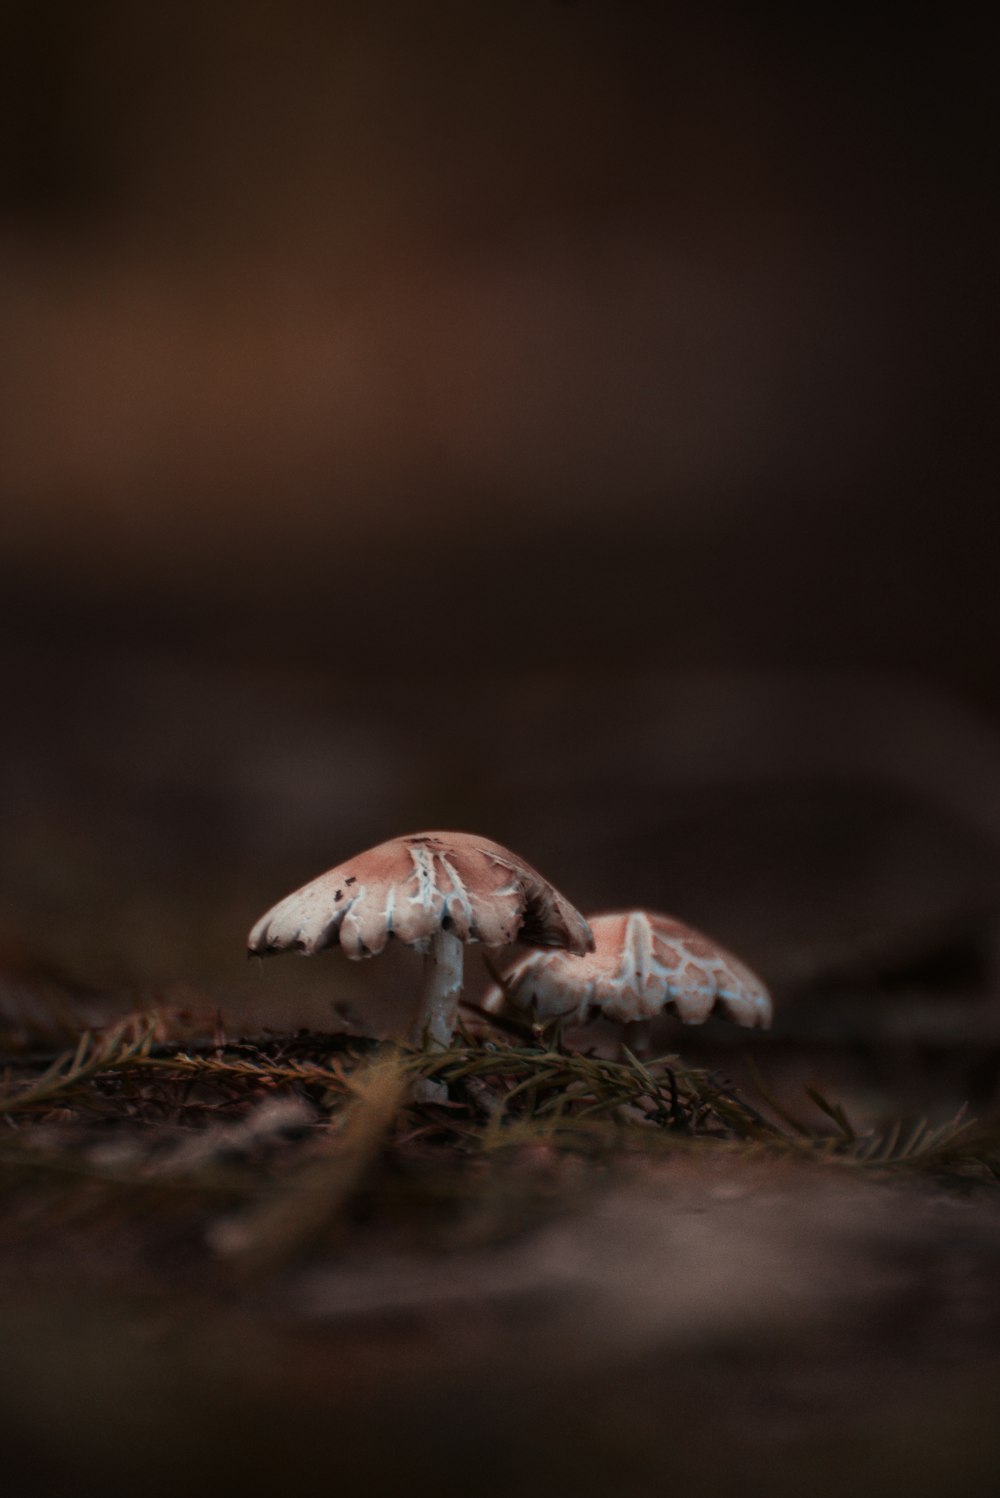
[[4, 10, 1000, 1498], [2, 1, 999, 1109]]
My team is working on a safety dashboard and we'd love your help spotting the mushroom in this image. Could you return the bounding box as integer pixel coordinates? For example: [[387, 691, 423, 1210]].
[[247, 831, 594, 1051], [483, 909, 772, 1056]]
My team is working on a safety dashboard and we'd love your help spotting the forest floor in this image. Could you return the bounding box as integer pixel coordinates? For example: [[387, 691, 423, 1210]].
[[4, 650, 1000, 1495], [2, 1017, 1000, 1498]]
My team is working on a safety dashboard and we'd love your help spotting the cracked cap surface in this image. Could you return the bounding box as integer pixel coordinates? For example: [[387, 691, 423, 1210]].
[[483, 909, 773, 1028], [247, 831, 594, 961]]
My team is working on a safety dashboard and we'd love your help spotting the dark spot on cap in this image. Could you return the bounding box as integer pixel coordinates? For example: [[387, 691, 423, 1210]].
[[345, 876, 357, 886], [334, 889, 342, 902]]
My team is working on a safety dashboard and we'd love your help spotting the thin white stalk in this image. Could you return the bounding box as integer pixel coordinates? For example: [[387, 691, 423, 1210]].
[[410, 929, 465, 1050]]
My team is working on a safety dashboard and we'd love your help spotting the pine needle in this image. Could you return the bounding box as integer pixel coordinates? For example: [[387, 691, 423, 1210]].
[[1, 1019, 998, 1190], [206, 1052, 408, 1279]]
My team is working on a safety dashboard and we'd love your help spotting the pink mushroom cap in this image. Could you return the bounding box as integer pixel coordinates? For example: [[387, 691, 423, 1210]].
[[247, 831, 594, 962], [484, 909, 773, 1029]]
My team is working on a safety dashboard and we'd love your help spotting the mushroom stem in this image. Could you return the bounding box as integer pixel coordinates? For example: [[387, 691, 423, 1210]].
[[411, 929, 465, 1049]]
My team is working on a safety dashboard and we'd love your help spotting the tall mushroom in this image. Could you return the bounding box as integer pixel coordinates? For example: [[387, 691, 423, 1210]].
[[247, 831, 594, 1049], [483, 909, 772, 1054]]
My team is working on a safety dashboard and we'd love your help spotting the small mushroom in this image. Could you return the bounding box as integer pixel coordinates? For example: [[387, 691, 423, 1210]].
[[247, 831, 593, 1051], [483, 909, 772, 1055]]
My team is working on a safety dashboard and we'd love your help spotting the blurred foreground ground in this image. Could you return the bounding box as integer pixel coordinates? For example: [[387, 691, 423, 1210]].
[[3, 1138, 1000, 1498]]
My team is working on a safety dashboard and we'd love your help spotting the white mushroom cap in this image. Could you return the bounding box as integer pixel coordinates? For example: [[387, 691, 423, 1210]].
[[483, 910, 773, 1029], [247, 831, 594, 961]]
